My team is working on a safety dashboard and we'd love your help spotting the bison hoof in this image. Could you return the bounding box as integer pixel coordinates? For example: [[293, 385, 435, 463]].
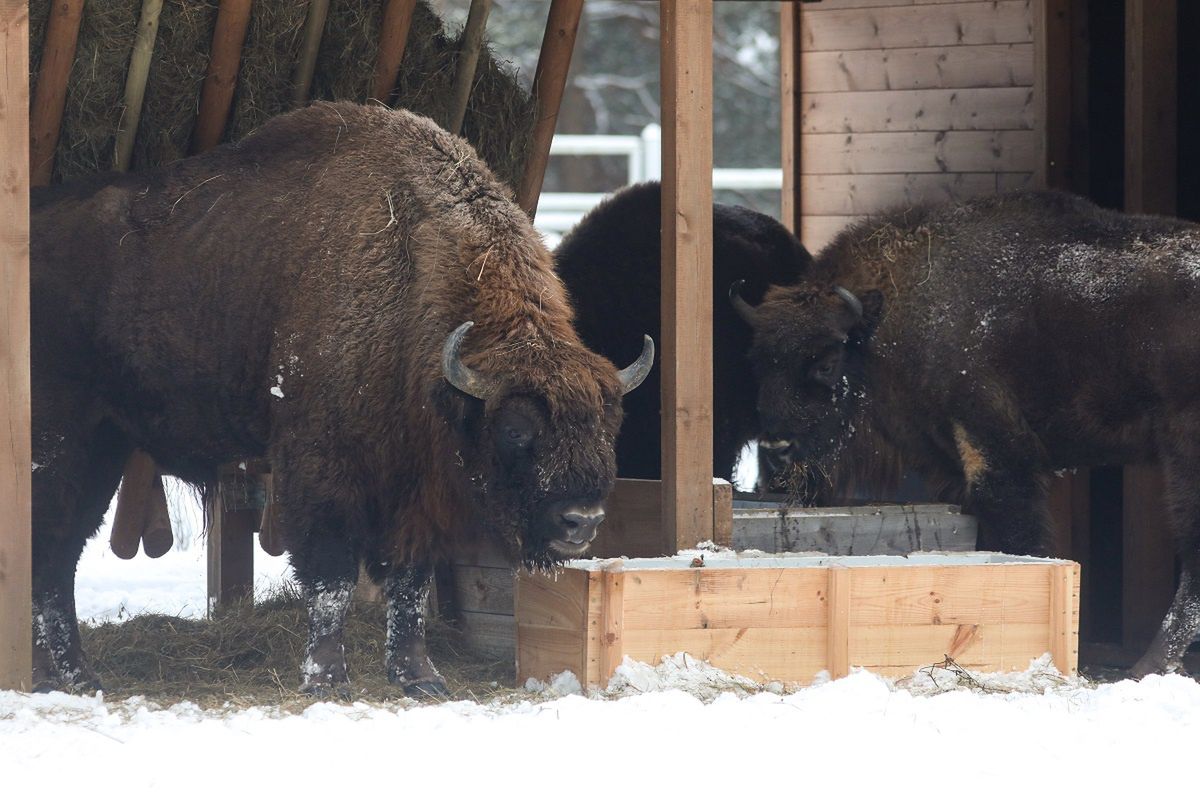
[[300, 681, 352, 701], [403, 678, 450, 699], [32, 664, 102, 695]]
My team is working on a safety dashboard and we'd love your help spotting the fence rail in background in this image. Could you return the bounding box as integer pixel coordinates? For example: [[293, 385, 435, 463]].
[[535, 124, 782, 242]]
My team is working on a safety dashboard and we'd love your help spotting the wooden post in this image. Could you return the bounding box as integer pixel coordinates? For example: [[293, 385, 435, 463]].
[[291, 0, 329, 107], [1049, 562, 1080, 676], [191, 0, 253, 154], [779, 0, 802, 234], [515, 0, 584, 216], [444, 0, 491, 135], [0, 0, 31, 692], [206, 493, 256, 612], [660, 0, 713, 555], [29, 0, 84, 185], [826, 566, 850, 679], [1122, 0, 1176, 650], [369, 0, 417, 105], [113, 0, 163, 172], [1034, 0, 1072, 189]]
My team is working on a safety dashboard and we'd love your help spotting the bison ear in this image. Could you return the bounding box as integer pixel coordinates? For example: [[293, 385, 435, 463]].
[[854, 290, 884, 339]]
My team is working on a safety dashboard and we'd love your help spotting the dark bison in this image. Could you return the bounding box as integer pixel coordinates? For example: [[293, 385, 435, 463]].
[[555, 181, 810, 482], [31, 102, 652, 696], [731, 189, 1200, 676]]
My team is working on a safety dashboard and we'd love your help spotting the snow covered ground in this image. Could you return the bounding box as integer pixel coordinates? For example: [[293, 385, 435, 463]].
[[4, 473, 1198, 796]]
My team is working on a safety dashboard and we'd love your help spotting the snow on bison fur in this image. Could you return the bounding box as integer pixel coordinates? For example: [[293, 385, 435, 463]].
[[30, 102, 652, 696], [731, 189, 1200, 677], [555, 182, 811, 482]]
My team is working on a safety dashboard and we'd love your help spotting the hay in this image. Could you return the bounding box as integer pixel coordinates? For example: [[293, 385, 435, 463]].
[[30, 0, 535, 187], [82, 590, 517, 709]]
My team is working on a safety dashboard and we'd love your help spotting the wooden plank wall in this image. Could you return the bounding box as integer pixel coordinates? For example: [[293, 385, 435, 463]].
[[796, 0, 1038, 251]]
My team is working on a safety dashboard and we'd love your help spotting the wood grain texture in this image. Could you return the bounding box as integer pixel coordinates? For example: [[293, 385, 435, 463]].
[[600, 571, 625, 680], [1049, 562, 1080, 675], [451, 564, 514, 615], [0, 0, 31, 692], [827, 566, 850, 678], [29, 0, 84, 185], [801, 44, 1035, 93], [622, 627, 828, 684], [370, 0, 417, 104], [800, 131, 1038, 174], [206, 500, 256, 612], [589, 478, 734, 558], [848, 622, 1048, 670], [800, 172, 1001, 215], [1124, 0, 1176, 215], [445, 0, 491, 135], [620, 567, 829, 630], [114, 0, 163, 172], [846, 564, 1050, 626], [801, 0, 1033, 53], [802, 87, 1034, 133], [660, 0, 714, 556], [516, 0, 584, 216], [192, 0, 253, 153]]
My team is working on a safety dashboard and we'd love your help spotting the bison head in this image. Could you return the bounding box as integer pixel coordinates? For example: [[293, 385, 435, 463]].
[[731, 280, 883, 473], [440, 321, 653, 567]]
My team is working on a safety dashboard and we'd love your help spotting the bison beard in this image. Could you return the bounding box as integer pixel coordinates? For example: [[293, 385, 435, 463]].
[[29, 102, 651, 696], [738, 190, 1200, 677]]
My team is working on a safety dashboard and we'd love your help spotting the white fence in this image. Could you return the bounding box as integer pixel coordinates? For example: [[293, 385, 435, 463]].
[[534, 124, 782, 244]]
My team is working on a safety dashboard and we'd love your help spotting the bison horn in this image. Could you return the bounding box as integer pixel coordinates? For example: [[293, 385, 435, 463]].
[[618, 335, 655, 395], [728, 280, 759, 326], [442, 321, 497, 400], [833, 286, 863, 321]]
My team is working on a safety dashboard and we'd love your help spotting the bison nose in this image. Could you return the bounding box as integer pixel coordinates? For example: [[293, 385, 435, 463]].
[[558, 507, 606, 545]]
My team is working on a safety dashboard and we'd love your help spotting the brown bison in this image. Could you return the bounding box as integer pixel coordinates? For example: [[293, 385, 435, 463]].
[[731, 189, 1200, 676], [555, 182, 810, 482], [31, 102, 652, 696]]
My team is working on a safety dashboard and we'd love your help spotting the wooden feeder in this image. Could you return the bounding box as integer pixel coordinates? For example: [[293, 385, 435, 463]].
[[516, 552, 1081, 687]]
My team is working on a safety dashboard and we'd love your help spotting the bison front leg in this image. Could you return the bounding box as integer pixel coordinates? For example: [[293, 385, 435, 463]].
[[384, 562, 448, 698], [289, 531, 359, 698]]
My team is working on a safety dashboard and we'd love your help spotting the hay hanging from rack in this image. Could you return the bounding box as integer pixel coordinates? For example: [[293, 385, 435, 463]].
[[29, 0, 535, 188]]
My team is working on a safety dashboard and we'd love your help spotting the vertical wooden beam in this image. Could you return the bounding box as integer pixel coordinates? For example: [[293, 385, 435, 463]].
[[444, 0, 491, 136], [113, 0, 164, 172], [206, 494, 256, 612], [1122, 0, 1177, 650], [291, 0, 330, 107], [369, 0, 418, 105], [826, 566, 850, 680], [660, 0, 713, 555], [29, 0, 84, 185], [191, 0, 253, 154], [1034, 0, 1072, 189], [1049, 563, 1080, 676], [599, 571, 624, 683], [779, 1, 802, 234], [0, 0, 31, 692], [515, 0, 584, 216]]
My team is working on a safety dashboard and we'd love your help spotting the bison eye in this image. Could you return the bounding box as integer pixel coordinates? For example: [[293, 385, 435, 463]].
[[503, 425, 533, 449], [809, 353, 842, 388]]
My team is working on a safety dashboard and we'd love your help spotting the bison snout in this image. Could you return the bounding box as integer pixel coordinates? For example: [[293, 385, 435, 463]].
[[558, 507, 606, 545]]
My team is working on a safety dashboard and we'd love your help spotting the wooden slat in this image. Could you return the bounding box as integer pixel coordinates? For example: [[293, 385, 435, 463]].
[[458, 610, 514, 660], [585, 570, 603, 684], [513, 568, 588, 630], [801, 0, 1034, 53], [621, 627, 829, 684], [1121, 465, 1174, 647], [1124, 0, 1176, 214], [846, 564, 1051, 626], [801, 44, 1035, 93], [1049, 562, 1079, 675], [192, 0, 253, 154], [996, 172, 1034, 192], [848, 622, 1050, 671], [517, 623, 585, 684], [802, 87, 1035, 134], [114, 0, 163, 172], [29, 0, 84, 185], [206, 501, 256, 612], [0, 0, 31, 693], [800, 172, 1000, 216], [827, 566, 850, 679], [451, 564, 514, 615], [599, 571, 625, 681], [780, 0, 802, 233], [661, 0, 714, 556], [290, 0, 330, 107], [800, 130, 1038, 174], [712, 479, 732, 548], [1035, 0, 1072, 188], [799, 215, 859, 252], [620, 567, 830, 630], [369, 0, 417, 104], [516, 0, 584, 216], [444, 0, 491, 135]]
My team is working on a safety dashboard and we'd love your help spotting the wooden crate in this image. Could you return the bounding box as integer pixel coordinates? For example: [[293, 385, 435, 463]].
[[516, 552, 1080, 687], [732, 501, 977, 555]]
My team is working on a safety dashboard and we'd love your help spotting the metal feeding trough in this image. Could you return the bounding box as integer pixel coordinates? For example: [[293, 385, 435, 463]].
[[731, 497, 977, 555]]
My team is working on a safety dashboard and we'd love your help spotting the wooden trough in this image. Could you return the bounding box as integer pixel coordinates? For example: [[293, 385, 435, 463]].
[[516, 552, 1080, 687]]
